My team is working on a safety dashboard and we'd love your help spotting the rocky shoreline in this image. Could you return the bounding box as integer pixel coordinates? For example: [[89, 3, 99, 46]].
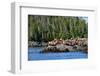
[[29, 38, 88, 53], [42, 38, 87, 53]]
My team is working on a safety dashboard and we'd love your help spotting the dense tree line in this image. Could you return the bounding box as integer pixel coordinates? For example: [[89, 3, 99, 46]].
[[28, 15, 88, 42]]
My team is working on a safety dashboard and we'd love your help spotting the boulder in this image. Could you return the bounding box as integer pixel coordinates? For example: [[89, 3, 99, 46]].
[[48, 39, 64, 46], [73, 45, 82, 51], [56, 44, 69, 52], [65, 45, 75, 52], [41, 42, 48, 47], [41, 46, 57, 53]]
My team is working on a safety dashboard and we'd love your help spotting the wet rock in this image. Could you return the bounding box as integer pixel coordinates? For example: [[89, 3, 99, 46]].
[[73, 45, 82, 51], [41, 42, 48, 47], [66, 46, 75, 52], [41, 44, 69, 53], [56, 44, 68, 52], [41, 46, 58, 53]]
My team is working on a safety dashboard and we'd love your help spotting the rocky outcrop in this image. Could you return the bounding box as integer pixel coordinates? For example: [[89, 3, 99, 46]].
[[41, 45, 69, 53], [41, 38, 88, 53]]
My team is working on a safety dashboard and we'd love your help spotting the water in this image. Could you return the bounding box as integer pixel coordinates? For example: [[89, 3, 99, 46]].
[[28, 47, 88, 61]]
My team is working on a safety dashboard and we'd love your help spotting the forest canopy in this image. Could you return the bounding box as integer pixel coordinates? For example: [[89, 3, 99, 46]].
[[28, 15, 88, 42]]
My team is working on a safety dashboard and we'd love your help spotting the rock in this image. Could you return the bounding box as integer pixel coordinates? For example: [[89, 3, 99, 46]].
[[65, 45, 75, 52], [41, 46, 57, 53], [41, 42, 48, 47], [73, 44, 87, 52], [64, 41, 72, 46], [73, 45, 82, 51], [38, 43, 42, 47], [48, 39, 64, 46], [28, 41, 38, 47], [41, 44, 69, 53], [83, 40, 88, 46], [56, 44, 68, 52]]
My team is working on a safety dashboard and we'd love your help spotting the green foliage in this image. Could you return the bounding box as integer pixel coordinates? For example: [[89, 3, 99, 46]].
[[28, 15, 88, 42]]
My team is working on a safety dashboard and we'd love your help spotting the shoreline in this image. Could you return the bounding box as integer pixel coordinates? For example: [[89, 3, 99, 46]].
[[28, 38, 88, 53]]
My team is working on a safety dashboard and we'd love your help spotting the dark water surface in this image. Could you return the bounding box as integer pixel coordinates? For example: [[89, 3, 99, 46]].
[[28, 47, 88, 61]]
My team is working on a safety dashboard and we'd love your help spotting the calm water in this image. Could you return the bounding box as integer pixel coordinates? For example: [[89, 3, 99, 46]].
[[28, 47, 88, 61]]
